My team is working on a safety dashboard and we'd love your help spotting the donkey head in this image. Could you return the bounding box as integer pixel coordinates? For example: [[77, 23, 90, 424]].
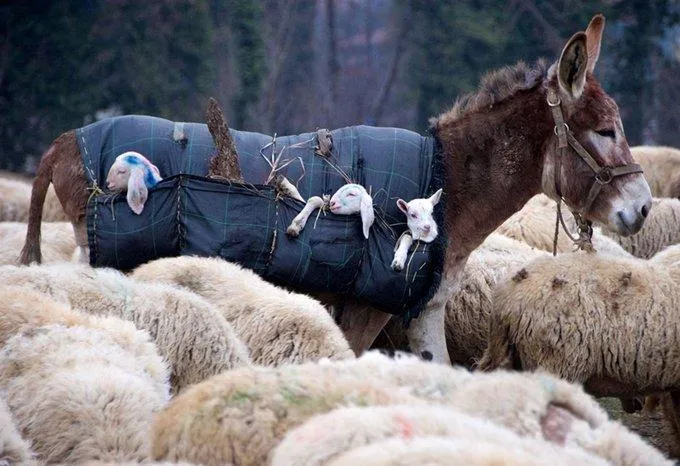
[[542, 15, 652, 236]]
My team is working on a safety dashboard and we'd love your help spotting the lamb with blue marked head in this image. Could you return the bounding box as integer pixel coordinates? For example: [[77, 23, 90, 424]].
[[106, 151, 163, 215]]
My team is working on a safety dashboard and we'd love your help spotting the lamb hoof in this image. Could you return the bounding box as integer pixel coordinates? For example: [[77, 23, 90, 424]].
[[391, 260, 403, 272], [286, 225, 300, 237]]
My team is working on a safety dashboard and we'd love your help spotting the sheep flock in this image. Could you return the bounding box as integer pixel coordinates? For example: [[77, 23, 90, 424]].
[[1, 146, 680, 465]]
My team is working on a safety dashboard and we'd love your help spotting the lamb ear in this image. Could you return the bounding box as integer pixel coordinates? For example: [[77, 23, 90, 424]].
[[360, 193, 375, 239], [126, 168, 148, 215], [428, 188, 443, 206], [396, 199, 409, 215]]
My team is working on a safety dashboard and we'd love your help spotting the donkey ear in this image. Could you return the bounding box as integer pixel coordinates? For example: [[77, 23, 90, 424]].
[[585, 14, 605, 73], [360, 193, 375, 239], [396, 199, 409, 215], [428, 188, 443, 206], [126, 168, 148, 215], [557, 31, 588, 99]]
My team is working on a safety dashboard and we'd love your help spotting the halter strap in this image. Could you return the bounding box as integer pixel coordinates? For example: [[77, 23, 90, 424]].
[[546, 88, 643, 255]]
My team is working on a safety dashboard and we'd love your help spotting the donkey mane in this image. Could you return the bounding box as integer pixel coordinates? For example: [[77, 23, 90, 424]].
[[434, 59, 550, 126]]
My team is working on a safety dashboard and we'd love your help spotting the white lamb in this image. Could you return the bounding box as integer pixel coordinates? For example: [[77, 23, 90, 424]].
[[0, 397, 35, 465], [286, 183, 374, 239], [0, 263, 251, 394], [131, 256, 354, 365], [391, 188, 442, 271], [105, 151, 163, 215]]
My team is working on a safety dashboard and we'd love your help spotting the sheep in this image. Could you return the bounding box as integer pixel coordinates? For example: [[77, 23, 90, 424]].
[[0, 397, 35, 465], [151, 351, 665, 466], [376, 233, 549, 366], [270, 405, 611, 466], [478, 249, 680, 442], [496, 193, 633, 257], [631, 145, 680, 198], [286, 183, 374, 239], [105, 151, 163, 215], [0, 263, 251, 394], [0, 177, 67, 222], [325, 436, 610, 466], [598, 197, 680, 259], [150, 358, 424, 466], [131, 255, 354, 365], [0, 221, 76, 265], [391, 188, 443, 271], [0, 324, 169, 464]]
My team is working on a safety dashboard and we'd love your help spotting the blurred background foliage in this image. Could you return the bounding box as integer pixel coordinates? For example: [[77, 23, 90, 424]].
[[1, 0, 678, 172]]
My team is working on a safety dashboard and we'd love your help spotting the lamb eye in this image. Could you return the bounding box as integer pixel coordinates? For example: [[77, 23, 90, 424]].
[[596, 129, 616, 139], [346, 192, 356, 197], [410, 213, 417, 218], [117, 169, 127, 174]]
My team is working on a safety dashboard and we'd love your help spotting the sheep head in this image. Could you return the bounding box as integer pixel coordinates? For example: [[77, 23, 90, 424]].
[[396, 188, 442, 243], [106, 151, 162, 215], [328, 184, 374, 239]]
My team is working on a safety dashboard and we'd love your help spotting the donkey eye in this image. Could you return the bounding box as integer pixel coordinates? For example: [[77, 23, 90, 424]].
[[596, 129, 616, 139]]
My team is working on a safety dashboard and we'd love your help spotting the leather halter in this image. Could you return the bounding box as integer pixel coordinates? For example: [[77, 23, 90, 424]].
[[546, 87, 644, 255]]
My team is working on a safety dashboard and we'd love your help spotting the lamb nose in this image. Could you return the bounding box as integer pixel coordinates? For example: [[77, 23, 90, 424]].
[[423, 225, 431, 232]]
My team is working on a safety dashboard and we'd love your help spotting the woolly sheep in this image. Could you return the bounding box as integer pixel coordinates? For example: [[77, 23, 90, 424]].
[[0, 263, 250, 394], [0, 177, 67, 222], [326, 436, 609, 466], [599, 197, 680, 259], [0, 324, 169, 463], [151, 351, 665, 466], [0, 397, 35, 465], [631, 145, 680, 198], [377, 233, 548, 366], [131, 256, 354, 365], [496, 193, 633, 257], [105, 151, 162, 214], [286, 183, 374, 239], [391, 188, 443, 271], [0, 221, 76, 265], [0, 286, 170, 398], [271, 405, 608, 466], [479, 249, 680, 445]]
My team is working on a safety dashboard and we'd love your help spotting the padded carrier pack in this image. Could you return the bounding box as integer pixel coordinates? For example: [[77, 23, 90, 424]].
[[80, 115, 446, 321]]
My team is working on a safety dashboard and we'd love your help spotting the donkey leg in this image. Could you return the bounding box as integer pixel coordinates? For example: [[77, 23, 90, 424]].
[[71, 219, 89, 264], [338, 301, 392, 356], [405, 301, 451, 364]]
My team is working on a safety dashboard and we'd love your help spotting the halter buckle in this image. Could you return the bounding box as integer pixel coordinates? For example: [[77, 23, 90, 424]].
[[553, 123, 569, 135], [595, 167, 613, 185], [546, 90, 561, 107]]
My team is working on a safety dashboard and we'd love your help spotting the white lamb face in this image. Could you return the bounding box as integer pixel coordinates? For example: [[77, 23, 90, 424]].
[[329, 184, 366, 215], [106, 161, 130, 192], [397, 189, 442, 243]]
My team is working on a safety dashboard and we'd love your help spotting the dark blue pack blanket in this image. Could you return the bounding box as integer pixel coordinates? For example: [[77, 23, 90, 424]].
[[79, 115, 446, 321]]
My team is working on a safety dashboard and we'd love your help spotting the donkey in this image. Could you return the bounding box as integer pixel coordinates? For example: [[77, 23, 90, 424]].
[[20, 15, 651, 364], [334, 14, 652, 362]]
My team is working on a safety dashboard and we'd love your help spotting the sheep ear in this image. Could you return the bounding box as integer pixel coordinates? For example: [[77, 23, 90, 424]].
[[360, 194, 375, 239], [428, 188, 443, 206], [127, 168, 148, 215], [557, 32, 588, 99], [396, 199, 409, 215]]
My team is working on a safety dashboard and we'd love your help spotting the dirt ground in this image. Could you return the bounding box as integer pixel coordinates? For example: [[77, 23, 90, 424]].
[[599, 397, 679, 460]]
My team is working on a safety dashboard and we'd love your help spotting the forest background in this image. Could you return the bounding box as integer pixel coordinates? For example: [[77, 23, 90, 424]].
[[1, 0, 678, 172]]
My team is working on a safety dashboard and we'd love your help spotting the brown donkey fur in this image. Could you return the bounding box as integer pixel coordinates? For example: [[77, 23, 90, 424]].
[[20, 15, 651, 366]]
